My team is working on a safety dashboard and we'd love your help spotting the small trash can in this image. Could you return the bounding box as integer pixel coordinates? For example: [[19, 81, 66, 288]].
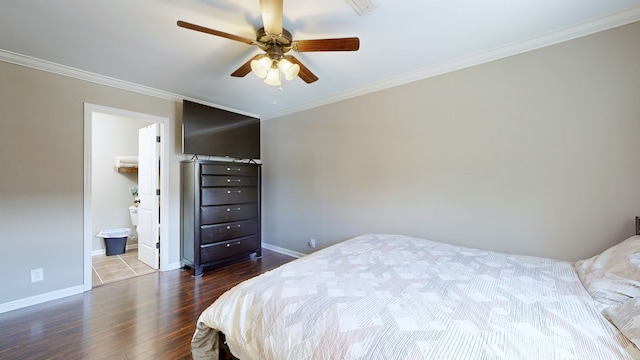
[[97, 228, 131, 256]]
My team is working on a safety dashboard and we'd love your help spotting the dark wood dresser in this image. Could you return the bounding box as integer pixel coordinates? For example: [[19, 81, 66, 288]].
[[181, 160, 261, 276]]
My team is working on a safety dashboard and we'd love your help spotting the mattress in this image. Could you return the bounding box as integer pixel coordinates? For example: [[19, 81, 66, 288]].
[[192, 234, 639, 359]]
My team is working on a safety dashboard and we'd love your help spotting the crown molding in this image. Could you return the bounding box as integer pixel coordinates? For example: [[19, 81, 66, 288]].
[[261, 6, 640, 120], [0, 50, 259, 119], [0, 50, 184, 101], [2, 6, 639, 121]]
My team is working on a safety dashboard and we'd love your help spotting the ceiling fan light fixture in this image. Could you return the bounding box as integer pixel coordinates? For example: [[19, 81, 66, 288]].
[[264, 65, 281, 86], [250, 56, 272, 79], [178, 1, 361, 86], [278, 58, 300, 81]]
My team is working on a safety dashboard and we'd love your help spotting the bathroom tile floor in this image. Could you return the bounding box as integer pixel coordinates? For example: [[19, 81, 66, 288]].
[[92, 249, 156, 287]]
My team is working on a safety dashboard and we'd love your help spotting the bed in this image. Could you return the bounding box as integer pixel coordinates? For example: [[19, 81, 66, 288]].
[[191, 233, 640, 359]]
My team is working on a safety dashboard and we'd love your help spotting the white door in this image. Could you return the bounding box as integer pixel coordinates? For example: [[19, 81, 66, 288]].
[[138, 123, 160, 269]]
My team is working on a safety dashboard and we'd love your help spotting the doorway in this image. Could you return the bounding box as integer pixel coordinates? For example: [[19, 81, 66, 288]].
[[83, 104, 170, 290]]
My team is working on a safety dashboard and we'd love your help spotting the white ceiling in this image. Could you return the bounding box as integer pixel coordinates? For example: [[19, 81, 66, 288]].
[[2, 0, 640, 118]]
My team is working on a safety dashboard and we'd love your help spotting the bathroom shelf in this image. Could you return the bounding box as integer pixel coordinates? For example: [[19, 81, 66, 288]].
[[115, 167, 138, 173]]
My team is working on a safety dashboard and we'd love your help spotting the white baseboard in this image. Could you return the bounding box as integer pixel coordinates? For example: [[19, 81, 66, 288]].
[[1, 246, 295, 314], [2, 256, 192, 315], [262, 243, 305, 259], [0, 285, 85, 314]]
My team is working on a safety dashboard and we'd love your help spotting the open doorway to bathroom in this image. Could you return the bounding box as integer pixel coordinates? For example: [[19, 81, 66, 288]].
[[83, 104, 169, 289]]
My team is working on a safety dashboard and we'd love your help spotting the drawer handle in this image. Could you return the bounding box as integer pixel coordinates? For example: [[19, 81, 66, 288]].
[[226, 241, 241, 247], [226, 207, 241, 212], [227, 224, 241, 229], [227, 190, 242, 194], [227, 179, 241, 183], [227, 167, 242, 172]]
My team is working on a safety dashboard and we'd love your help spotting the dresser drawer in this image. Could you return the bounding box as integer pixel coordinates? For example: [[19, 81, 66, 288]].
[[201, 204, 258, 224], [201, 175, 258, 187], [201, 163, 258, 177], [200, 235, 258, 263], [201, 188, 258, 206], [200, 219, 258, 244]]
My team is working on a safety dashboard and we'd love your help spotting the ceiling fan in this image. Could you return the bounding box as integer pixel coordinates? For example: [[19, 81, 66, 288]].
[[177, 0, 360, 86]]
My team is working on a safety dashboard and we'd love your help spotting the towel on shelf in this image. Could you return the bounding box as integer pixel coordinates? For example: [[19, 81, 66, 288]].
[[114, 156, 139, 168]]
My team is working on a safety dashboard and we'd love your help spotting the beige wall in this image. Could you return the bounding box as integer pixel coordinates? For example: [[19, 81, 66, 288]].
[[0, 61, 184, 306], [261, 21, 640, 261], [2, 20, 639, 310]]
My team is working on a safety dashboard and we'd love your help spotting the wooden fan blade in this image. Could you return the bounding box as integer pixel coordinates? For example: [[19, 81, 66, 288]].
[[293, 37, 360, 52], [259, 0, 283, 35], [286, 56, 318, 84], [177, 20, 254, 45], [231, 55, 262, 77]]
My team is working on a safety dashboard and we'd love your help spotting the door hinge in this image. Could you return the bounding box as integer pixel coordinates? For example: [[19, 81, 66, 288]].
[[156, 242, 160, 249], [156, 136, 161, 143], [156, 189, 160, 196]]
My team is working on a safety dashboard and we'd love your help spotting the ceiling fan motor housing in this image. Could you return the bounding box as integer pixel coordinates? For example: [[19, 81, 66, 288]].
[[266, 45, 285, 60], [256, 27, 292, 50]]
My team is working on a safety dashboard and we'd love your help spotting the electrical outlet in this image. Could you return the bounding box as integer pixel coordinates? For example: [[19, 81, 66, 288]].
[[309, 239, 316, 248], [31, 268, 44, 282]]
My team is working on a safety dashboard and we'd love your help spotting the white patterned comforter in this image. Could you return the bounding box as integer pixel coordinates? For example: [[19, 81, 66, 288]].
[[192, 234, 638, 359]]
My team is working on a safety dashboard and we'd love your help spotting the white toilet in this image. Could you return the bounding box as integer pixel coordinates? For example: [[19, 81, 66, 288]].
[[129, 206, 139, 231]]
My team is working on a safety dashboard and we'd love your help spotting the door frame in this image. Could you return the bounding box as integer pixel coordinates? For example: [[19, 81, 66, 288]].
[[83, 103, 170, 291]]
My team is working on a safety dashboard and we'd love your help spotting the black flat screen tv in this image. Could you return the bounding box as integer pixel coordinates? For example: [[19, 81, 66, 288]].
[[182, 100, 260, 160]]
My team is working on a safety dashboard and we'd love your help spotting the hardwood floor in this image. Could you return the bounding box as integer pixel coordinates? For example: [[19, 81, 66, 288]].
[[0, 249, 295, 360]]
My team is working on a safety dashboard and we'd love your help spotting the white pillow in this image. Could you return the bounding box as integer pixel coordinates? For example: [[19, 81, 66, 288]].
[[603, 297, 640, 349], [574, 235, 640, 307]]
